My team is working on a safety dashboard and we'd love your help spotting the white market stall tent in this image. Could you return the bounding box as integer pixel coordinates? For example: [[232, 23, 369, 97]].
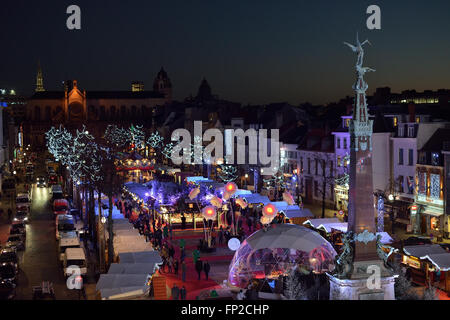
[[96, 273, 151, 300], [118, 251, 163, 265], [108, 262, 160, 275]]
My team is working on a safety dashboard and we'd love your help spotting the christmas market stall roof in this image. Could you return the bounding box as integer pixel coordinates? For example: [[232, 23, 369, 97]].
[[403, 244, 448, 259], [303, 218, 341, 229], [282, 208, 314, 219], [108, 263, 159, 275], [118, 251, 163, 265], [422, 253, 450, 271], [239, 194, 270, 205], [96, 273, 150, 300]]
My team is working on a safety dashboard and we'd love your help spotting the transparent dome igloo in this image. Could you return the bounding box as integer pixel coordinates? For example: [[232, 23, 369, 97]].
[[228, 224, 337, 288]]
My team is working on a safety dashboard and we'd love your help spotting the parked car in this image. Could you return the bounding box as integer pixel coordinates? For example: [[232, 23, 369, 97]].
[[0, 248, 18, 269], [53, 199, 69, 215], [63, 247, 87, 277], [56, 215, 76, 240], [5, 234, 25, 251], [48, 173, 58, 186], [10, 223, 26, 238], [0, 262, 18, 285], [36, 176, 47, 188], [15, 193, 31, 209], [0, 281, 16, 300], [14, 207, 29, 224]]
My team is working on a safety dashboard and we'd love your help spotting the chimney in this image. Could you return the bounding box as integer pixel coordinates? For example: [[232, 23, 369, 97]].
[[408, 103, 415, 123]]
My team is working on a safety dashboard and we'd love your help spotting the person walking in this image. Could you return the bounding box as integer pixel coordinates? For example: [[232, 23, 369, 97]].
[[203, 260, 211, 280], [174, 259, 179, 275], [167, 257, 173, 274], [171, 284, 180, 300], [181, 215, 186, 230], [195, 259, 203, 280], [181, 261, 187, 282], [180, 286, 187, 300], [163, 224, 169, 241], [192, 249, 200, 265], [218, 226, 224, 245], [169, 223, 174, 239], [180, 247, 186, 263]]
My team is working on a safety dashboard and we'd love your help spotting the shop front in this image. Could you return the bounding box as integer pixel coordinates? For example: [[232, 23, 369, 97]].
[[414, 193, 445, 239]]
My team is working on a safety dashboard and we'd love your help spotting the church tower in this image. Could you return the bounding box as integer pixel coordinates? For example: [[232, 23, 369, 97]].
[[153, 67, 172, 102], [35, 60, 45, 92]]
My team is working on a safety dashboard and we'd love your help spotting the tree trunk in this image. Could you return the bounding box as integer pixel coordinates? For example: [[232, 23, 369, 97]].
[[98, 190, 105, 273], [108, 193, 114, 265]]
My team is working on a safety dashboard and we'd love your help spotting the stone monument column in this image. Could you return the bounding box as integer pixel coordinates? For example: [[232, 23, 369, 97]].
[[327, 34, 396, 300]]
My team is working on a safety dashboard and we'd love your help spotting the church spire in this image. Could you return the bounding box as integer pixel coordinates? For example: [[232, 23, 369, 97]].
[[36, 60, 45, 92]]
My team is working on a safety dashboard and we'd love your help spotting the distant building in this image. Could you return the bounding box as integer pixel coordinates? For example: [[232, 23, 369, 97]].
[[443, 140, 450, 239], [414, 128, 450, 239], [24, 68, 172, 148]]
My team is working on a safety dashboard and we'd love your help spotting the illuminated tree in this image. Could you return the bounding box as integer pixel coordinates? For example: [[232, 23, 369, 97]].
[[218, 164, 238, 182]]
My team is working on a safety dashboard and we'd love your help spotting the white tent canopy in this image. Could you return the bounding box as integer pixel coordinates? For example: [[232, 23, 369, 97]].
[[118, 251, 163, 265], [108, 263, 159, 275], [96, 274, 150, 300]]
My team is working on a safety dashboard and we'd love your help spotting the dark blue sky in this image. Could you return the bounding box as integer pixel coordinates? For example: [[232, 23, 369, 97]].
[[1, 0, 450, 105]]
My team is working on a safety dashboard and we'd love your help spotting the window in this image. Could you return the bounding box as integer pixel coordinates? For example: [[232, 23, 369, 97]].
[[408, 149, 414, 166], [315, 159, 318, 175], [398, 175, 404, 193], [393, 117, 398, 127], [345, 118, 350, 128], [431, 153, 440, 166], [418, 172, 427, 195], [329, 161, 334, 177], [307, 158, 311, 174], [398, 148, 404, 165], [398, 126, 404, 137], [337, 156, 341, 167], [430, 174, 440, 199], [300, 157, 303, 172], [343, 138, 347, 149], [407, 126, 415, 137], [337, 138, 341, 149], [407, 176, 414, 194], [416, 117, 420, 123]]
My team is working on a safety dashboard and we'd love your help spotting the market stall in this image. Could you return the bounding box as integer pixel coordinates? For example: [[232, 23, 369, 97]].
[[95, 274, 151, 300]]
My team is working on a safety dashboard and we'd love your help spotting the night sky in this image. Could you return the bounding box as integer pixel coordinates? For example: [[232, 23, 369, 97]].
[[1, 0, 450, 105]]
